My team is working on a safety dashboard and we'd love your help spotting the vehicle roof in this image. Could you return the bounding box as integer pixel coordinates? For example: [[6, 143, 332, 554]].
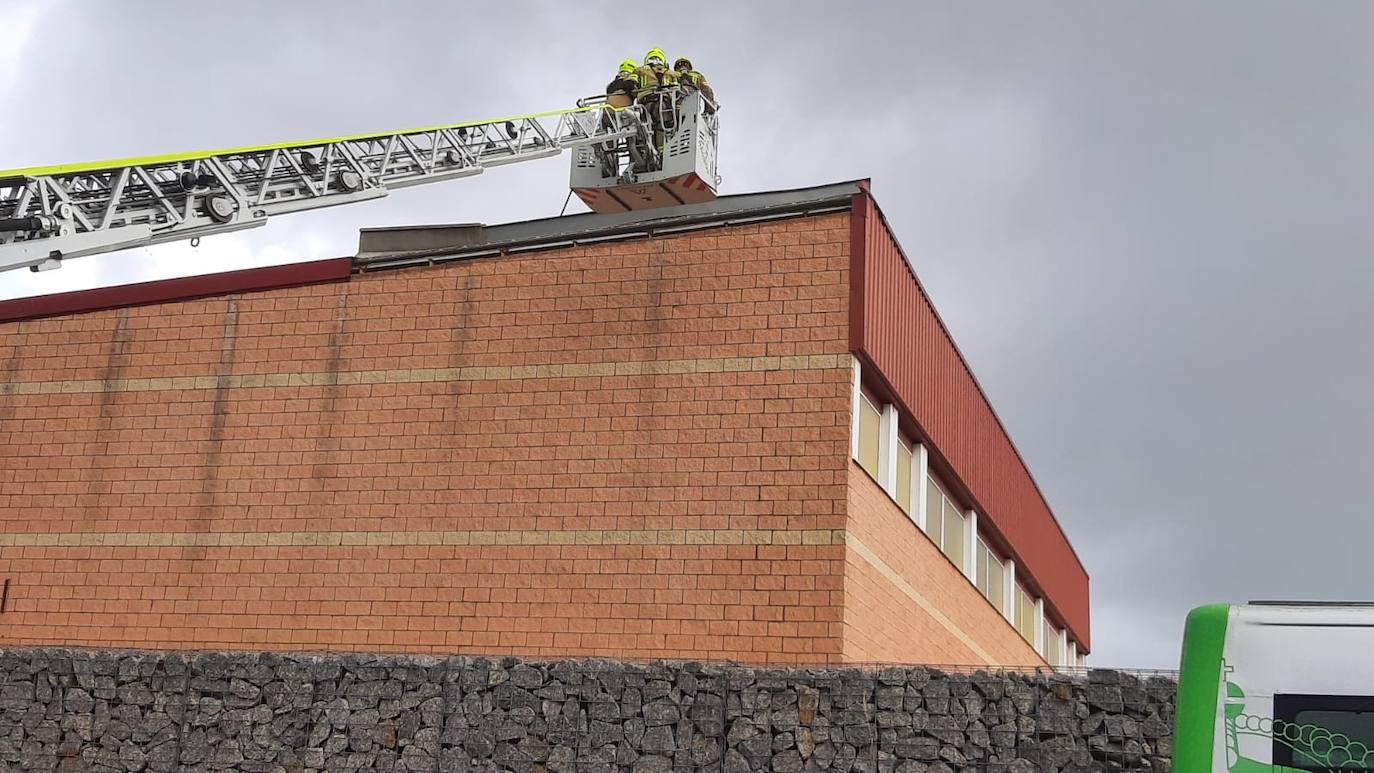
[[1236, 601, 1374, 626]]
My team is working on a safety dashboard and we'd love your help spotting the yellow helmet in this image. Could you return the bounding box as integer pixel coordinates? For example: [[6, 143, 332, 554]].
[[618, 58, 637, 74], [674, 56, 693, 72], [644, 48, 667, 67]]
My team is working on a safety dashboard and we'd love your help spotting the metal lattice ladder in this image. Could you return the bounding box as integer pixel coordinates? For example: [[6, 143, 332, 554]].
[[0, 104, 655, 274]]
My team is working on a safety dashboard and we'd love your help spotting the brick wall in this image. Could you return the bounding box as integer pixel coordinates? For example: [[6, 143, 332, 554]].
[[0, 214, 853, 663], [843, 466, 1045, 667]]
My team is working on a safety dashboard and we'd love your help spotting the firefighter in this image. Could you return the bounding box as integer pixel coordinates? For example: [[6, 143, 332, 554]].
[[637, 48, 676, 93], [629, 48, 667, 157], [605, 58, 642, 108], [601, 59, 647, 173], [673, 56, 714, 103], [636, 48, 681, 156]]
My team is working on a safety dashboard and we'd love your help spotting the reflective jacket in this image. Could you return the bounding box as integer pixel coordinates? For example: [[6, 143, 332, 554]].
[[678, 70, 714, 102], [633, 65, 661, 92], [606, 74, 640, 99], [654, 66, 679, 88]]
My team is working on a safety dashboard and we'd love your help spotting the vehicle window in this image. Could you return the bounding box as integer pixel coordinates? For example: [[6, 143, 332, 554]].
[[1273, 694, 1374, 770]]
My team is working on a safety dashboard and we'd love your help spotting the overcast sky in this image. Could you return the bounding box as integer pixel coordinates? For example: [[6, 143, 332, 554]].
[[4, 1, 1372, 670]]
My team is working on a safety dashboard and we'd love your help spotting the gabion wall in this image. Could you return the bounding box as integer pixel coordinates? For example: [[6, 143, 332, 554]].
[[0, 649, 1176, 772]]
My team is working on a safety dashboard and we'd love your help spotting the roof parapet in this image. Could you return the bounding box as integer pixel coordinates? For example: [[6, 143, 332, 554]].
[[354, 180, 864, 272], [357, 223, 486, 259]]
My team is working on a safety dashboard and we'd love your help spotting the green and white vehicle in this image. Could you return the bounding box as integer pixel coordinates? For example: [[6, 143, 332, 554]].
[[1175, 602, 1374, 772]]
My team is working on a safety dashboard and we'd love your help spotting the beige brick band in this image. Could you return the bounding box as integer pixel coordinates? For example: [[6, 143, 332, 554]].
[[846, 534, 997, 665], [0, 528, 847, 549], [0, 354, 850, 396]]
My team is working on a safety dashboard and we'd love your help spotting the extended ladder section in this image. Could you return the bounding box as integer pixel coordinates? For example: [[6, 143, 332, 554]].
[[0, 104, 654, 273]]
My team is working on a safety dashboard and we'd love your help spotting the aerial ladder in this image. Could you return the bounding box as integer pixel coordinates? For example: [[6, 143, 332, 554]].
[[0, 90, 719, 275]]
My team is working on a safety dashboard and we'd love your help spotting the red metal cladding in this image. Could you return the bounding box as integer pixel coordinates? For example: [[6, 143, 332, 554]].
[[0, 257, 353, 324], [849, 191, 1091, 650]]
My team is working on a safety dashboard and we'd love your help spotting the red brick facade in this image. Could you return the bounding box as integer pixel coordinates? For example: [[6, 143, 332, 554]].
[[0, 192, 1085, 665]]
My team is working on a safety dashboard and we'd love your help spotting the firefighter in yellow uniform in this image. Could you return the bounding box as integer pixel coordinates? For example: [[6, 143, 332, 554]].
[[632, 53, 659, 104], [636, 48, 679, 156], [601, 59, 644, 173], [637, 48, 677, 94], [673, 56, 714, 103], [606, 58, 642, 108]]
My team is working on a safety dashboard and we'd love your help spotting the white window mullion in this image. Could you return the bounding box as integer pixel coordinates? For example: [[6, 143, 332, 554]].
[[880, 404, 898, 492], [849, 358, 862, 460], [913, 444, 929, 531], [1003, 559, 1017, 623], [963, 510, 978, 583], [1034, 597, 1046, 655]]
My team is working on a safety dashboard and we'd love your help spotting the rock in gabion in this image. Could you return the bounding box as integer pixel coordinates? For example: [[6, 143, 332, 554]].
[[0, 649, 1176, 772]]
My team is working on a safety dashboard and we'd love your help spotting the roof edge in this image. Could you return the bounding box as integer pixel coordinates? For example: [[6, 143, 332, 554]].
[[0, 180, 866, 324], [0, 257, 352, 324], [355, 180, 867, 271]]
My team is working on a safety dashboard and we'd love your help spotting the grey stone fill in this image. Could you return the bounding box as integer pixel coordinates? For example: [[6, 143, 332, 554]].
[[0, 649, 1176, 771]]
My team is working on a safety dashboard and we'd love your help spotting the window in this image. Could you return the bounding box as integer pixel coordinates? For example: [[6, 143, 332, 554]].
[[1015, 582, 1036, 645], [924, 475, 966, 571], [976, 538, 1005, 613], [1274, 694, 1374, 770], [857, 394, 881, 480], [943, 497, 966, 571], [850, 364, 1061, 656], [925, 476, 943, 545], [1043, 620, 1063, 666], [895, 437, 913, 515]]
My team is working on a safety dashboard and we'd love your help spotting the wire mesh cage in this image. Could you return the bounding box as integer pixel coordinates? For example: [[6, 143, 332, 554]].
[[0, 651, 1177, 772]]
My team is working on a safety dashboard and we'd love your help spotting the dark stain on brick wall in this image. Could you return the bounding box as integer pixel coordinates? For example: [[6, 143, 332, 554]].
[[80, 308, 132, 521], [197, 297, 240, 520]]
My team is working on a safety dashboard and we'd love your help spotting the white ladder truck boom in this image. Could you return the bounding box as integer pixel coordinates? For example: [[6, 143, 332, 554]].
[[0, 94, 719, 275]]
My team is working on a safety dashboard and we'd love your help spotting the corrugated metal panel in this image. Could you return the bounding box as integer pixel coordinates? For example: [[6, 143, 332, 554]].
[[850, 190, 1091, 650]]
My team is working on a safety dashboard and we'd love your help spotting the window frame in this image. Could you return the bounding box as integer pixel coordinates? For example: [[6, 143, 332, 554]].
[[855, 391, 883, 481], [1043, 619, 1063, 666], [925, 473, 967, 571], [850, 360, 1079, 663], [925, 475, 944, 546], [895, 434, 914, 516], [942, 496, 966, 572], [1015, 582, 1037, 645], [976, 537, 1006, 615]]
